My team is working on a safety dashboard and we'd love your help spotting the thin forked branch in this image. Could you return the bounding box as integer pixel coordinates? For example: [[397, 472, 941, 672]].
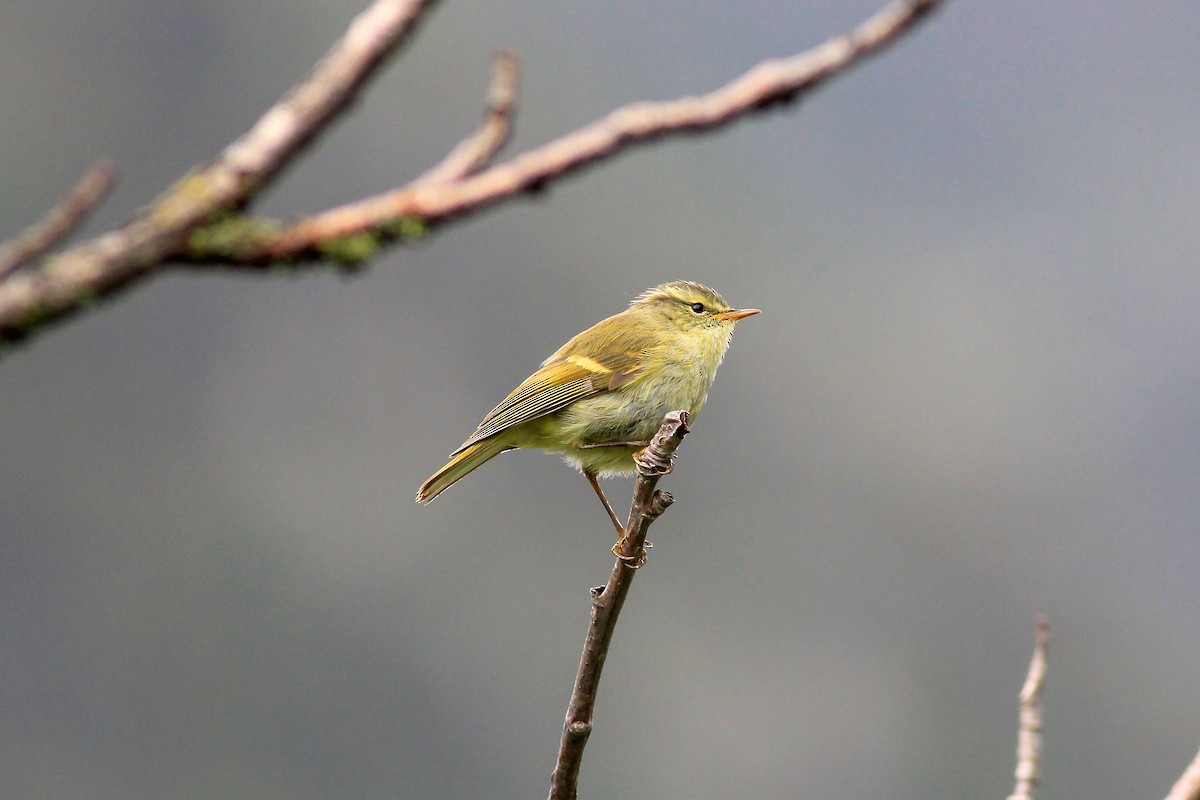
[[0, 0, 944, 345], [548, 410, 689, 800], [204, 0, 944, 263], [1008, 616, 1049, 800]]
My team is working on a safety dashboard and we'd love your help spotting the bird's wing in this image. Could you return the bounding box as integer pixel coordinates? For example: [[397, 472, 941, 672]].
[[452, 336, 649, 454]]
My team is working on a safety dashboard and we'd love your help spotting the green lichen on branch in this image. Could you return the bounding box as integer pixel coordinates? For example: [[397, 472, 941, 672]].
[[183, 213, 429, 269], [186, 216, 283, 262], [317, 232, 381, 267], [316, 216, 429, 269], [384, 215, 428, 241]]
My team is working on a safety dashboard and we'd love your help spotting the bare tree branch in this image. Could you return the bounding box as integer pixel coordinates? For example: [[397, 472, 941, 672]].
[[0, 0, 439, 343], [1008, 616, 1048, 800], [0, 159, 115, 280], [548, 410, 689, 800], [1166, 746, 1200, 800], [0, 0, 943, 347]]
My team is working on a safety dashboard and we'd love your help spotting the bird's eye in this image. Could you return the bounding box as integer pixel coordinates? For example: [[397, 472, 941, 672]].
[[690, 302, 705, 314]]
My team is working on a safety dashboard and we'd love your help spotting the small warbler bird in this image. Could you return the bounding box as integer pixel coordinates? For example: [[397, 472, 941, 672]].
[[416, 280, 759, 534]]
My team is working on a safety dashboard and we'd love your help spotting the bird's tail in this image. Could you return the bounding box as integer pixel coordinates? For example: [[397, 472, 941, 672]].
[[416, 438, 508, 504]]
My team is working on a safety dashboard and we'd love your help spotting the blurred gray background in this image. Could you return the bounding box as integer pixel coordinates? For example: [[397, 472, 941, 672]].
[[2, 1, 1198, 798]]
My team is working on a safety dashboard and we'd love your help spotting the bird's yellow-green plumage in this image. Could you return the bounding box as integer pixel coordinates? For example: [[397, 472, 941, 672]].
[[416, 281, 758, 505]]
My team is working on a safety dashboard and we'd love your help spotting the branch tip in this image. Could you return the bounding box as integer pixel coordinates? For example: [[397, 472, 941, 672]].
[[1008, 615, 1048, 800], [0, 158, 116, 280], [415, 50, 520, 185], [648, 489, 674, 517], [488, 50, 520, 110]]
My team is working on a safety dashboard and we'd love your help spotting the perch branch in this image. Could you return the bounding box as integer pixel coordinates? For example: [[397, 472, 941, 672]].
[[0, 159, 115, 280], [548, 410, 689, 800], [1007, 616, 1048, 800], [1165, 745, 1200, 800]]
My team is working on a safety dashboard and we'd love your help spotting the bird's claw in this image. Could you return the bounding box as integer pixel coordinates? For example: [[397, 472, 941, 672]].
[[633, 446, 674, 476], [611, 539, 649, 568]]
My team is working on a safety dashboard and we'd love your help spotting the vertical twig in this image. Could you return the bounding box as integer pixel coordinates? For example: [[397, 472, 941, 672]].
[[548, 410, 690, 800], [1008, 615, 1049, 800]]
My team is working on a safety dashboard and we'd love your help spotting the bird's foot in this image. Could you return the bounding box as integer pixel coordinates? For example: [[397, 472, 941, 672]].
[[611, 539, 648, 569], [633, 446, 674, 476]]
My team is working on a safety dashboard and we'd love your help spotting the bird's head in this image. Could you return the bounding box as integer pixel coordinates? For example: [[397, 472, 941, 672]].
[[631, 280, 760, 332]]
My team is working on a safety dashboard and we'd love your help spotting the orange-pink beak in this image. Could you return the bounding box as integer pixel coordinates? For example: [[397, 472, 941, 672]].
[[715, 308, 761, 322]]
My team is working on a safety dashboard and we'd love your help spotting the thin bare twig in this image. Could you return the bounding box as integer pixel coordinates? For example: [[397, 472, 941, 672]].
[[0, 0, 440, 342], [415, 51, 518, 184], [548, 410, 689, 800], [1165, 746, 1200, 800], [1008, 616, 1049, 800], [0, 159, 115, 280]]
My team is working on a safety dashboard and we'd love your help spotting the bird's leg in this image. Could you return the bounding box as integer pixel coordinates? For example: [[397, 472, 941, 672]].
[[579, 441, 657, 561], [584, 469, 626, 537], [584, 468, 651, 568]]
